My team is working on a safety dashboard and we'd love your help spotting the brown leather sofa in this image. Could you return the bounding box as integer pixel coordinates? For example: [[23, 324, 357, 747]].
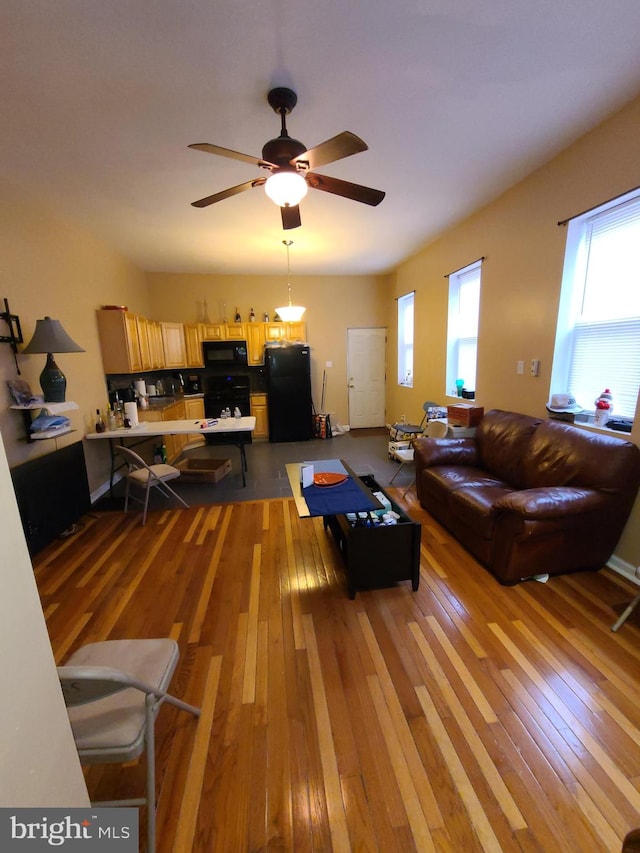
[[413, 409, 640, 584]]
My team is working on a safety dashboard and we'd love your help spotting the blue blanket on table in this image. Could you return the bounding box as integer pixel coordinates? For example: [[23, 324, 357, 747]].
[[302, 477, 379, 517]]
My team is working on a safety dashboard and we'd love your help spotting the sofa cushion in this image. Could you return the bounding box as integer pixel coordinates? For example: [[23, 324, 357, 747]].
[[476, 410, 541, 488], [522, 419, 640, 493], [448, 482, 517, 539], [420, 466, 506, 509]]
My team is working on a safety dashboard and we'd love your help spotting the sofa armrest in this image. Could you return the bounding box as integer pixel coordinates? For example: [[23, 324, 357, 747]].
[[413, 437, 479, 469], [494, 487, 606, 520]]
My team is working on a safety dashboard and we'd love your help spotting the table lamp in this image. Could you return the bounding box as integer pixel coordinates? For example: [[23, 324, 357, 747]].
[[22, 316, 85, 402]]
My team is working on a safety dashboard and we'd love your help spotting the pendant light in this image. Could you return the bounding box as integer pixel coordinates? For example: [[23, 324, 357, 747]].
[[276, 240, 306, 323]]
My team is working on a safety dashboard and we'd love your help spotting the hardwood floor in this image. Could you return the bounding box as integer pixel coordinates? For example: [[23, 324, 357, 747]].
[[34, 491, 640, 852]]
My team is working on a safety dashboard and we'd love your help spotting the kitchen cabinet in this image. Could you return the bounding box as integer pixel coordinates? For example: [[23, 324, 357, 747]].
[[264, 321, 306, 345], [160, 322, 186, 368], [183, 396, 205, 447], [149, 320, 165, 369], [201, 322, 246, 341], [137, 316, 153, 371], [225, 322, 245, 339], [264, 322, 286, 343], [284, 321, 306, 342], [185, 323, 204, 367], [250, 393, 268, 439], [202, 323, 225, 340], [139, 399, 186, 462], [96, 309, 143, 373], [246, 323, 265, 365]]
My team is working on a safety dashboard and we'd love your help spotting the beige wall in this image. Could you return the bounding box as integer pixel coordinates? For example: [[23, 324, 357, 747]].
[[387, 93, 640, 568], [0, 434, 89, 805], [148, 272, 391, 425], [0, 178, 149, 492]]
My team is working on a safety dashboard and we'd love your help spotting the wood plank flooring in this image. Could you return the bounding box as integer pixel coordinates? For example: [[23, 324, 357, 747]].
[[33, 491, 640, 852]]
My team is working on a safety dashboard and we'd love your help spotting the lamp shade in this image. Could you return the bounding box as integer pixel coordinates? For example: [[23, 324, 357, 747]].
[[275, 305, 306, 323], [22, 317, 85, 354], [22, 317, 84, 403], [265, 171, 308, 207]]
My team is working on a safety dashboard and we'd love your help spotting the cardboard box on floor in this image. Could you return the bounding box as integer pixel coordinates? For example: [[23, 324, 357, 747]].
[[176, 457, 232, 483]]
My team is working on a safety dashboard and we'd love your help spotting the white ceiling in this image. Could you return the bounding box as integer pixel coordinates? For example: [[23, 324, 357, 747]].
[[3, 1, 640, 276]]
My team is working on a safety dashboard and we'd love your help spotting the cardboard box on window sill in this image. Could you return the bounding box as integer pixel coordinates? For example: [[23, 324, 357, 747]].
[[176, 457, 232, 483], [446, 404, 484, 427]]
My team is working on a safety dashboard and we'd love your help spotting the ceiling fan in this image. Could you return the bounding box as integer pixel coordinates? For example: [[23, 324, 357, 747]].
[[188, 87, 385, 230]]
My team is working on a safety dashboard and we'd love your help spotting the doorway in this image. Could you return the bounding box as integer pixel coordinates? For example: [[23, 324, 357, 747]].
[[347, 327, 387, 428]]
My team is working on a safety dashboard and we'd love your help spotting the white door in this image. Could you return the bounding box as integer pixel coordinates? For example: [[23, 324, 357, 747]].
[[347, 327, 387, 428]]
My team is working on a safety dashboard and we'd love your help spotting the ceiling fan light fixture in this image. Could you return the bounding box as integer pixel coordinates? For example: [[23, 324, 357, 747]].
[[265, 171, 308, 208]]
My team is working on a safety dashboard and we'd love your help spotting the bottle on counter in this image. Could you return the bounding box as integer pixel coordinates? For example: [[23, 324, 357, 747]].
[[234, 406, 242, 420], [235, 307, 241, 322], [107, 406, 117, 431], [249, 307, 256, 322], [95, 409, 106, 433]]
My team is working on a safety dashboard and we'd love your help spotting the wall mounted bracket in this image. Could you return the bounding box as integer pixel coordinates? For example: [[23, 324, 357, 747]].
[[0, 297, 24, 373]]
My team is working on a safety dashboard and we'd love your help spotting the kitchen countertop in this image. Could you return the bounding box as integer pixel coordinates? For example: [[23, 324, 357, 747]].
[[144, 393, 203, 411]]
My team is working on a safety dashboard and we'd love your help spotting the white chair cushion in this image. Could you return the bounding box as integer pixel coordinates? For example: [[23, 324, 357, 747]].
[[64, 639, 179, 756], [128, 464, 180, 484]]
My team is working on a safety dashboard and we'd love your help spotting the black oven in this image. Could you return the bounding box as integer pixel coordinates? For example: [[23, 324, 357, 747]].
[[204, 374, 252, 444], [202, 340, 248, 367]]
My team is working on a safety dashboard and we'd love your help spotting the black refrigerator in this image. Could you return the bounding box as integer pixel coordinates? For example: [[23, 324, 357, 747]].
[[265, 345, 313, 442]]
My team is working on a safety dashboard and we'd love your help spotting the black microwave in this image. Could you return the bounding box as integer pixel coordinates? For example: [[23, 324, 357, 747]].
[[202, 340, 248, 367]]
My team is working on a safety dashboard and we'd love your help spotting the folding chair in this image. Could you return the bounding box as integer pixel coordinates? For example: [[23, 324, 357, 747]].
[[389, 419, 449, 495], [392, 400, 440, 438], [118, 445, 189, 525], [58, 638, 200, 853]]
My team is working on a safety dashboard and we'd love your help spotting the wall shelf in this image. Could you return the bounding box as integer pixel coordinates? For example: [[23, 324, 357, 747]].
[[10, 401, 78, 442]]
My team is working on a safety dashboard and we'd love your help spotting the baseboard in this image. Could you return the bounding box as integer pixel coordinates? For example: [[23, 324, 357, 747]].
[[607, 553, 640, 585], [90, 472, 123, 505]]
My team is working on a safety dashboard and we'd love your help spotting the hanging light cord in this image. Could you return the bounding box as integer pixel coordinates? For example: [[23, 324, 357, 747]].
[[283, 239, 293, 306]]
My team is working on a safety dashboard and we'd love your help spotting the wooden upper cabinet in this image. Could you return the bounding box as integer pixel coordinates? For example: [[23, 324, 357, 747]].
[[184, 323, 204, 367], [246, 323, 265, 365], [284, 321, 306, 342], [96, 309, 143, 374], [225, 322, 245, 340], [136, 316, 153, 371], [160, 322, 186, 368], [202, 323, 225, 341], [148, 320, 165, 369], [264, 323, 286, 343]]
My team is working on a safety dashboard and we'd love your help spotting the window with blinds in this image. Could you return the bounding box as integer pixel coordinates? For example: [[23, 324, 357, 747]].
[[553, 190, 640, 420], [397, 291, 414, 387], [446, 261, 481, 397]]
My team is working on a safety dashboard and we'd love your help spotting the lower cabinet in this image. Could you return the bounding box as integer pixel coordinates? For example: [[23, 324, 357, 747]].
[[139, 400, 186, 463], [250, 393, 268, 439], [183, 397, 205, 447]]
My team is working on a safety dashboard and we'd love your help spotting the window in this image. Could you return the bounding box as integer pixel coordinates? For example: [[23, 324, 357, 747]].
[[397, 291, 414, 387], [446, 260, 481, 397], [551, 190, 640, 420]]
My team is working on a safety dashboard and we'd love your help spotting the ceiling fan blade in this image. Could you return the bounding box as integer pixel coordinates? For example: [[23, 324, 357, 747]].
[[188, 143, 276, 170], [281, 205, 302, 230], [291, 131, 368, 171], [306, 172, 385, 206], [191, 178, 266, 208]]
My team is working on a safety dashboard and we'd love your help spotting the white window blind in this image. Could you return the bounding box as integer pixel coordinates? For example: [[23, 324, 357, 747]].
[[397, 292, 414, 387], [446, 262, 481, 396], [556, 192, 640, 419]]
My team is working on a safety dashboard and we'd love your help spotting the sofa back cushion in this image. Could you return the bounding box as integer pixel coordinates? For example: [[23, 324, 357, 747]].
[[522, 418, 640, 495], [476, 410, 542, 488]]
